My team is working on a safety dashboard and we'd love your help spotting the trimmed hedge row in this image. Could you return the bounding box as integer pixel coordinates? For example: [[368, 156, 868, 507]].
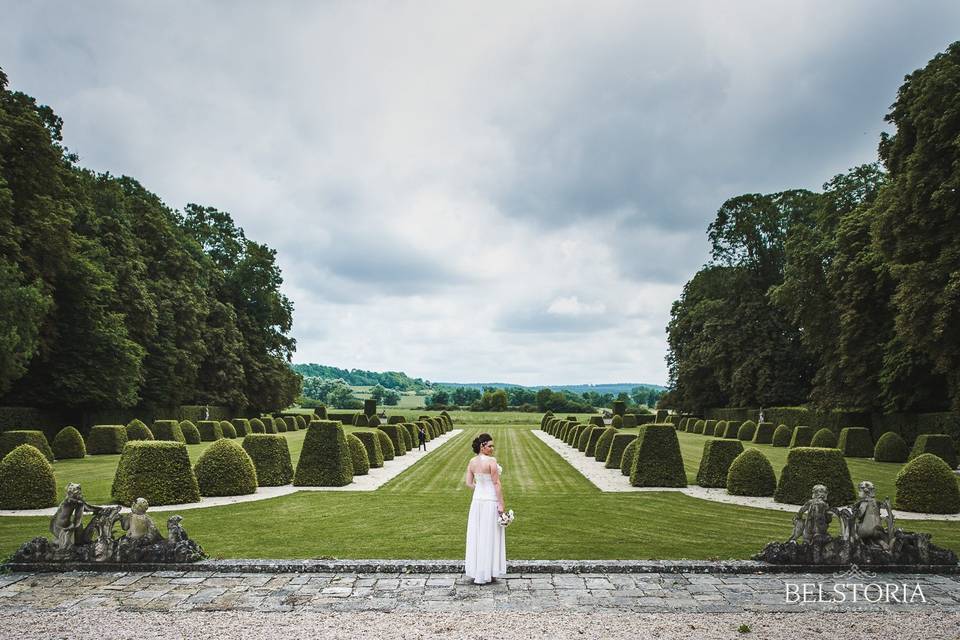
[[242, 434, 293, 486], [774, 447, 855, 506], [153, 420, 186, 443], [0, 430, 55, 462], [111, 441, 201, 506], [0, 444, 57, 508], [52, 426, 86, 459], [909, 434, 957, 469], [726, 449, 776, 496], [630, 424, 686, 487], [695, 439, 743, 488], [194, 439, 257, 496], [87, 425, 128, 455], [294, 421, 353, 487]]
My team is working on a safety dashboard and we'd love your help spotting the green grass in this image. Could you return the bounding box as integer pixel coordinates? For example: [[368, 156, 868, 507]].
[[2, 411, 958, 561]]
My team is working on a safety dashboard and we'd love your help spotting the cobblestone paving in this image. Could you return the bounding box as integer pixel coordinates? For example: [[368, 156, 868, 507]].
[[2, 570, 959, 614]]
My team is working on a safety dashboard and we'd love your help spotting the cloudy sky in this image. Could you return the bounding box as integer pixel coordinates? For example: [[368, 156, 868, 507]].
[[4, 2, 958, 386]]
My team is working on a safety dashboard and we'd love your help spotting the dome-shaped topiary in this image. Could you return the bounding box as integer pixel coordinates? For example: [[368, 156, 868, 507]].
[[379, 425, 407, 456], [838, 427, 873, 458], [180, 420, 201, 444], [400, 423, 415, 450], [737, 420, 757, 441], [594, 427, 618, 462], [295, 415, 308, 430], [111, 441, 201, 506], [620, 436, 640, 476], [726, 449, 776, 496], [605, 432, 637, 469], [585, 426, 607, 457], [874, 432, 909, 463], [696, 439, 744, 488], [789, 425, 813, 448], [703, 420, 717, 436], [220, 421, 237, 439], [810, 428, 837, 448], [377, 429, 395, 461], [52, 426, 86, 459], [86, 425, 128, 455], [774, 447, 855, 506], [722, 421, 741, 438], [0, 430, 55, 462], [353, 430, 385, 468], [153, 420, 186, 443], [894, 454, 960, 514], [194, 439, 258, 496], [126, 419, 155, 442], [692, 419, 705, 435], [630, 424, 687, 487], [540, 412, 554, 429], [0, 445, 57, 508], [577, 424, 593, 452], [347, 433, 370, 476], [242, 434, 293, 486], [232, 418, 251, 437], [248, 418, 265, 434], [752, 422, 775, 444], [566, 424, 582, 447], [196, 420, 224, 442], [282, 416, 297, 432], [772, 424, 792, 447], [611, 415, 623, 429], [712, 421, 727, 437], [388, 415, 406, 425], [908, 434, 958, 469], [272, 416, 287, 433], [293, 420, 353, 487], [622, 414, 638, 428], [368, 416, 381, 428]]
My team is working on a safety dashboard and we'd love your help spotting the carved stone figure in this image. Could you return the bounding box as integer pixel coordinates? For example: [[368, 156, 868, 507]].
[[849, 480, 894, 548], [121, 498, 161, 543], [789, 484, 832, 544], [49, 483, 101, 553]]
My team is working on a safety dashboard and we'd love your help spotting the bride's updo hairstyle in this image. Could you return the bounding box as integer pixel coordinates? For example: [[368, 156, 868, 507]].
[[472, 433, 493, 454]]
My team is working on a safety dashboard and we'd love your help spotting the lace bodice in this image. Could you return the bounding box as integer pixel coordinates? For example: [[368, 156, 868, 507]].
[[471, 455, 502, 501]]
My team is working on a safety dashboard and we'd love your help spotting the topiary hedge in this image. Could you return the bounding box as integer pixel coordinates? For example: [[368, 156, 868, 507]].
[[86, 425, 128, 455], [894, 454, 960, 514], [726, 449, 776, 496], [710, 420, 725, 437], [196, 420, 224, 442], [347, 433, 370, 475], [566, 424, 582, 447], [810, 428, 837, 448], [722, 421, 741, 438], [703, 419, 717, 436], [593, 427, 618, 462], [772, 424, 792, 447], [388, 415, 406, 425], [789, 425, 813, 448], [584, 426, 605, 457], [248, 418, 265, 434], [111, 441, 201, 506], [540, 412, 554, 429], [695, 439, 744, 488], [379, 425, 407, 456], [620, 437, 640, 475], [293, 421, 354, 487], [377, 429, 395, 461], [0, 445, 57, 508], [241, 434, 293, 486], [262, 417, 278, 434], [417, 421, 433, 442], [180, 420, 201, 444], [604, 432, 637, 469], [874, 432, 909, 463], [400, 423, 415, 450], [774, 447, 855, 506], [52, 426, 86, 459], [611, 415, 623, 429], [194, 439, 258, 496], [630, 424, 687, 487], [0, 430, 55, 462], [354, 414, 369, 427], [692, 419, 705, 434], [273, 416, 287, 433], [283, 416, 298, 432], [622, 414, 638, 428], [353, 430, 385, 468], [838, 427, 873, 458], [577, 425, 593, 452], [367, 416, 381, 428], [737, 420, 756, 441], [908, 434, 958, 469], [295, 415, 308, 430], [612, 400, 626, 416], [399, 423, 413, 450], [126, 419, 155, 442], [217, 421, 235, 439], [753, 422, 775, 444], [153, 420, 186, 443]]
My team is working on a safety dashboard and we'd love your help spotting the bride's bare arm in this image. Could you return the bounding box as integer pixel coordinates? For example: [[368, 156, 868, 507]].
[[464, 464, 475, 489], [489, 459, 504, 512]]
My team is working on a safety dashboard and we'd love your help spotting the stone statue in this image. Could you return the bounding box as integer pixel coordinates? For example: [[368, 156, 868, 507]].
[[788, 484, 833, 544], [120, 498, 161, 543], [848, 480, 894, 549], [49, 483, 102, 553]]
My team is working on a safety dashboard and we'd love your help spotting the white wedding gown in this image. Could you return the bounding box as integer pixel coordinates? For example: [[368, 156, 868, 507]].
[[464, 455, 507, 584]]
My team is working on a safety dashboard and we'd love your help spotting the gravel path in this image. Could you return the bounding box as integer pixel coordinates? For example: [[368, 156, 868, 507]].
[[532, 430, 960, 521]]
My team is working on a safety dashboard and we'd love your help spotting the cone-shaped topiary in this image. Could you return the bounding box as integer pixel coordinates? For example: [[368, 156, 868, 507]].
[[52, 426, 86, 459], [585, 426, 606, 457], [248, 418, 265, 434], [220, 421, 237, 439], [790, 426, 813, 448], [111, 441, 201, 506], [810, 428, 837, 448], [126, 419, 154, 442], [772, 424, 792, 447], [605, 432, 637, 469], [87, 425, 128, 455], [838, 427, 873, 458], [703, 419, 717, 436], [630, 424, 687, 487], [0, 430, 54, 462], [726, 449, 776, 496], [347, 433, 370, 476], [737, 420, 756, 441], [908, 434, 958, 469], [696, 439, 744, 488], [194, 439, 257, 496], [196, 420, 224, 442], [377, 429, 395, 461], [0, 445, 57, 508], [368, 415, 381, 427], [379, 424, 407, 455], [774, 447, 855, 506], [692, 419, 705, 434], [180, 420, 201, 444], [353, 430, 385, 468], [722, 421, 741, 438], [874, 432, 909, 463], [594, 427, 618, 462], [753, 422, 775, 444], [620, 437, 640, 475], [611, 415, 623, 429], [894, 454, 960, 514], [293, 420, 354, 487], [153, 420, 186, 443], [242, 434, 293, 486]]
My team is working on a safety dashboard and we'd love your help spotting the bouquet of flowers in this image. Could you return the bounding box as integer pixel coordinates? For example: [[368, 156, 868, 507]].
[[498, 509, 515, 527]]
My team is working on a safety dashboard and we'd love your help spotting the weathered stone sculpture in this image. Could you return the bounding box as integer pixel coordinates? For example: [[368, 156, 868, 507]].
[[756, 479, 957, 566], [9, 483, 205, 566]]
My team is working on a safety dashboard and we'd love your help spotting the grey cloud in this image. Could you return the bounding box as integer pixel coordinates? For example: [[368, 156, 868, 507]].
[[496, 303, 617, 335]]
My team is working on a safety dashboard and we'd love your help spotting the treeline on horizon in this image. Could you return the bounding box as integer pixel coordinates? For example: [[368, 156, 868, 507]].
[[291, 363, 429, 391], [0, 68, 300, 414], [428, 385, 663, 413], [663, 42, 960, 415]]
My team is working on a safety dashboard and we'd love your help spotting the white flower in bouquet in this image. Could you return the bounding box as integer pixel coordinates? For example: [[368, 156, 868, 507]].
[[498, 509, 515, 527]]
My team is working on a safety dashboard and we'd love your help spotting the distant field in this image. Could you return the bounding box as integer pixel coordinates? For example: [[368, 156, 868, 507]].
[[348, 386, 426, 409]]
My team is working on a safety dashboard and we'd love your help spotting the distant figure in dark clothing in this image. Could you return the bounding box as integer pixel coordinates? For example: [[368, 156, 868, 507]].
[[418, 426, 427, 451]]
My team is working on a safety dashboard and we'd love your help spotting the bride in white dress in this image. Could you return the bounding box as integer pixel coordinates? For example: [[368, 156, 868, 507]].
[[464, 433, 506, 584]]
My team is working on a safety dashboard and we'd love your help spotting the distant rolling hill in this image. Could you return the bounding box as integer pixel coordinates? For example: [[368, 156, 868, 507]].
[[432, 382, 667, 394]]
